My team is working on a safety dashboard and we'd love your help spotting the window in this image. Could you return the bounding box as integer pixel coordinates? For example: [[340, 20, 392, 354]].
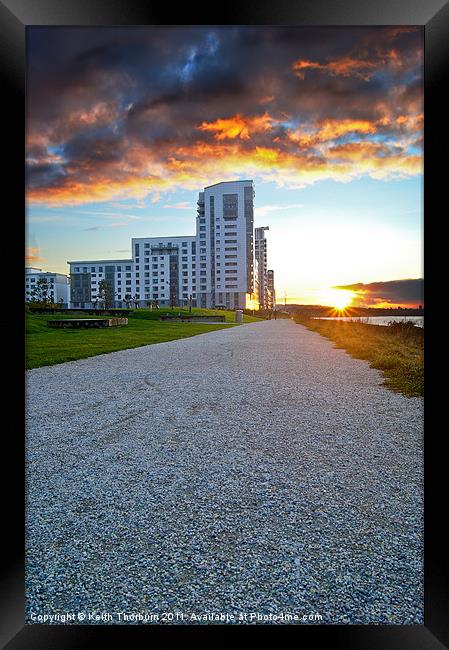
[[91, 274, 96, 278], [126, 273, 131, 278], [126, 266, 131, 271], [117, 266, 122, 272], [145, 243, 150, 248], [91, 267, 96, 272], [74, 267, 79, 272], [99, 267, 103, 272]]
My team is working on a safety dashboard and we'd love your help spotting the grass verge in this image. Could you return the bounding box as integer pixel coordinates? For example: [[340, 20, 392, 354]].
[[293, 315, 423, 397], [26, 307, 262, 369]]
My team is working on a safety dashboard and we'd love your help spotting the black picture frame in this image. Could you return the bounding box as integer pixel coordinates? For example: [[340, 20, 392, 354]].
[[2, 1, 447, 647]]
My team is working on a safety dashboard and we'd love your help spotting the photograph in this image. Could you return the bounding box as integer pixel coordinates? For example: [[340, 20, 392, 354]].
[[23, 23, 425, 628]]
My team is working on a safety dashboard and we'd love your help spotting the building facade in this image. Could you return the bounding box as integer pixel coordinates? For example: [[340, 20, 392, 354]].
[[25, 267, 70, 306], [255, 226, 271, 309], [68, 180, 272, 310], [267, 269, 276, 309]]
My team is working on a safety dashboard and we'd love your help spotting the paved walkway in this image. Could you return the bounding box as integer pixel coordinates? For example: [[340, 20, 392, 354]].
[[26, 319, 423, 624]]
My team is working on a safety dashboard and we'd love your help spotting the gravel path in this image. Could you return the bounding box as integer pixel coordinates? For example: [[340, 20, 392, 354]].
[[26, 319, 423, 625]]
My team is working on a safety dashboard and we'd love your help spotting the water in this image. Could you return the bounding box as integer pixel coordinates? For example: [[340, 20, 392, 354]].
[[314, 316, 424, 328]]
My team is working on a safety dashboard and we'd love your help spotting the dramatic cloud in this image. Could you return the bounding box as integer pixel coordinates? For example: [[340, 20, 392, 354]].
[[26, 26, 423, 206], [334, 279, 423, 308]]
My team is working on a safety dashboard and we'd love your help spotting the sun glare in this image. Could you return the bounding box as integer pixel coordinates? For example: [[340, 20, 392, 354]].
[[320, 288, 355, 311]]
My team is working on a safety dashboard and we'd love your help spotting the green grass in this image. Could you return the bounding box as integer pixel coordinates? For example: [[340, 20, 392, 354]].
[[293, 315, 423, 397], [26, 307, 262, 369]]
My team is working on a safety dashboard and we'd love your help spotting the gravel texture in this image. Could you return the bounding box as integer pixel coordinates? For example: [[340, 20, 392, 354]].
[[26, 319, 423, 625]]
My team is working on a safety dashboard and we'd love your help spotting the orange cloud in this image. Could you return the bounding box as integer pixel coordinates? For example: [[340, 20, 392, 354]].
[[293, 49, 404, 81], [26, 130, 423, 206], [25, 246, 46, 265], [289, 118, 378, 147], [198, 113, 274, 140]]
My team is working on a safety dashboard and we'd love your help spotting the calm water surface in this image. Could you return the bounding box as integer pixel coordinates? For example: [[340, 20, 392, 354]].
[[314, 316, 424, 328]]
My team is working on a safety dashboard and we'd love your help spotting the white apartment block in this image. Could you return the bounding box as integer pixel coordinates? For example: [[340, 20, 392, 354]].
[[267, 269, 276, 309], [68, 180, 273, 310], [255, 226, 270, 309], [25, 267, 70, 306]]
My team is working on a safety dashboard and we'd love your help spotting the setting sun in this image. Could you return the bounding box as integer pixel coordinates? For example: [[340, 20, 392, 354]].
[[319, 288, 355, 311]]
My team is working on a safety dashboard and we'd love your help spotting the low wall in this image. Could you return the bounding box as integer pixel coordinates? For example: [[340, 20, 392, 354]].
[[30, 307, 133, 316], [159, 315, 226, 323], [47, 318, 128, 328]]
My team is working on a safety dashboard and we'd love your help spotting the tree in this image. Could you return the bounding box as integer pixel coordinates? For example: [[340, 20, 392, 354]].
[[97, 279, 114, 309], [29, 277, 52, 304]]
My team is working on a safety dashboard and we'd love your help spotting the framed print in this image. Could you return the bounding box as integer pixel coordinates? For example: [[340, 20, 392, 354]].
[[1, 0, 448, 647]]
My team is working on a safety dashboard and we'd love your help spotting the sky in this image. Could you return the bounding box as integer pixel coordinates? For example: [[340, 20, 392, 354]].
[[26, 26, 423, 307]]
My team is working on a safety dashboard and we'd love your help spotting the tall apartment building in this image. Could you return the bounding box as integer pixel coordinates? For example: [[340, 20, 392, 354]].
[[25, 267, 70, 305], [255, 226, 270, 309], [197, 180, 254, 310], [68, 180, 268, 310], [267, 269, 276, 309]]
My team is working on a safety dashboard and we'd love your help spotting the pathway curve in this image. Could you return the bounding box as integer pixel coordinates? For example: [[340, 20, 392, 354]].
[[26, 319, 423, 624]]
